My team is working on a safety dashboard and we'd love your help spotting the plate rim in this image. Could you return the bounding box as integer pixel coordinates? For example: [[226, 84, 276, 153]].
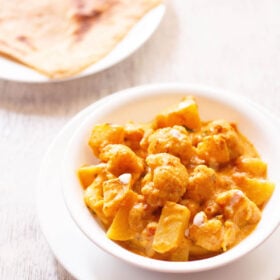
[[61, 83, 280, 273], [37, 83, 280, 278]]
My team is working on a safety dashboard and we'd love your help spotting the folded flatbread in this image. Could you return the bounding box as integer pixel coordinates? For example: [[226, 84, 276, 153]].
[[0, 0, 161, 78]]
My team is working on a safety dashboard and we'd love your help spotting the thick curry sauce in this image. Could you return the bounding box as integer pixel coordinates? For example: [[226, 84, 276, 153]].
[[78, 96, 274, 261]]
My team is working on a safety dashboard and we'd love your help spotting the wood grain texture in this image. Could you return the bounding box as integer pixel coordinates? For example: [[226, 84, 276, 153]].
[[0, 1, 279, 279]]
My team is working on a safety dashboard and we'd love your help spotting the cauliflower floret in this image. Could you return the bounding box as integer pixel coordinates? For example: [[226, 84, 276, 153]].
[[99, 144, 144, 180], [141, 153, 188, 207], [197, 120, 244, 166], [180, 198, 201, 221], [216, 189, 261, 227], [147, 126, 194, 164], [186, 165, 219, 203], [213, 120, 245, 159], [197, 135, 230, 166]]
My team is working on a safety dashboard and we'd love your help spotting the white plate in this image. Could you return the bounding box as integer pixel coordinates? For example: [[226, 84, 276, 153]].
[[37, 85, 280, 280], [0, 4, 165, 83]]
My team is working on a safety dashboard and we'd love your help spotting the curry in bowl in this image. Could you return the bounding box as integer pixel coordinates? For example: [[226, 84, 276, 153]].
[[77, 96, 274, 261]]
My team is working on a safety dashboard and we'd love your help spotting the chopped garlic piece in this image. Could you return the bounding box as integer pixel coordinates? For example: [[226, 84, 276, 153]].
[[193, 211, 207, 227], [119, 173, 132, 185]]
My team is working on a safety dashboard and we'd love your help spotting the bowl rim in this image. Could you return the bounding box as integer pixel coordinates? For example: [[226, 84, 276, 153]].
[[61, 83, 280, 273]]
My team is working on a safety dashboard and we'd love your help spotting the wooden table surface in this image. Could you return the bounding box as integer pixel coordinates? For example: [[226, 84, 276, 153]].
[[0, 1, 279, 279]]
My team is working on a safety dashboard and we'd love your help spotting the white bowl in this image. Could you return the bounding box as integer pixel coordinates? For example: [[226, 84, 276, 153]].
[[61, 84, 280, 273]]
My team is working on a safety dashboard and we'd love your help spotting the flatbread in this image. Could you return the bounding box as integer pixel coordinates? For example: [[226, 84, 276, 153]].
[[0, 0, 162, 78]]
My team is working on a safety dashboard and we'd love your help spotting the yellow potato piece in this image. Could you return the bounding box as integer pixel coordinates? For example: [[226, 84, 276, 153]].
[[188, 244, 214, 260], [170, 237, 191, 261], [239, 178, 275, 207], [189, 218, 224, 252], [236, 157, 267, 178], [152, 202, 190, 254], [103, 176, 131, 217], [78, 164, 106, 188], [84, 183, 112, 226], [88, 123, 125, 157], [154, 96, 201, 131], [106, 206, 135, 241], [84, 183, 102, 207], [216, 189, 261, 227], [106, 191, 138, 241], [89, 200, 112, 227]]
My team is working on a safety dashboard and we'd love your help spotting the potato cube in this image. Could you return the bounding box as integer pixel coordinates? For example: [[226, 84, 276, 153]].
[[189, 218, 223, 252], [239, 177, 275, 207], [84, 184, 111, 226], [216, 189, 261, 227], [236, 156, 267, 178], [221, 221, 240, 251], [88, 200, 112, 227], [106, 206, 135, 241], [154, 96, 201, 131], [103, 175, 131, 217], [152, 202, 190, 253], [78, 164, 106, 188], [84, 179, 103, 209], [189, 244, 212, 259], [106, 191, 138, 241], [170, 237, 191, 261], [88, 123, 125, 157]]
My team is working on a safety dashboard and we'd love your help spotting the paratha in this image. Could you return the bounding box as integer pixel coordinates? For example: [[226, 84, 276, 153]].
[[0, 0, 162, 78]]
